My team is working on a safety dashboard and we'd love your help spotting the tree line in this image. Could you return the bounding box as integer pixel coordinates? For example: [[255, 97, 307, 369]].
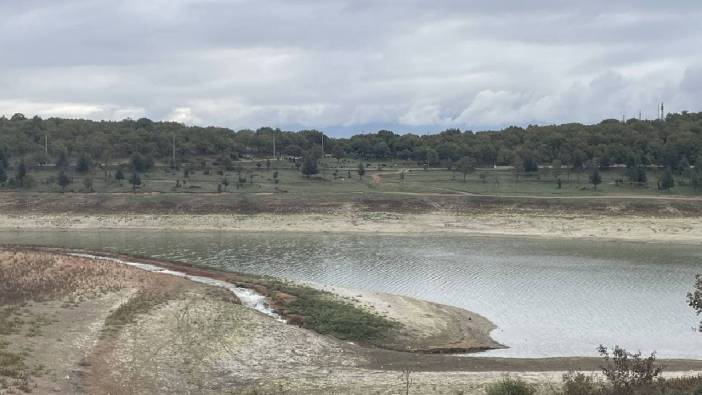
[[1, 111, 702, 173]]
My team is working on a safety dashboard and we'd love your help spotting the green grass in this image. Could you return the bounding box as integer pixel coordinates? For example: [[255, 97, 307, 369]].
[[251, 279, 399, 343], [3, 158, 699, 197]]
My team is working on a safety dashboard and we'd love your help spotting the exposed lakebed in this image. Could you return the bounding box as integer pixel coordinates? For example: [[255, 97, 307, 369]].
[[2, 229, 701, 358]]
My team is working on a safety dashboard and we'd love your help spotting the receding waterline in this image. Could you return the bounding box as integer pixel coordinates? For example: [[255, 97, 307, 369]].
[[69, 252, 281, 320]]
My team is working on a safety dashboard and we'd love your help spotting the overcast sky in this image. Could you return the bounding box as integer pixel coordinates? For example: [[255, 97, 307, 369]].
[[1, 1, 701, 136]]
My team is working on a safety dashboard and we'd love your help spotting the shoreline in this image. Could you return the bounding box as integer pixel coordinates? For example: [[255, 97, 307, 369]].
[[3, 250, 702, 392], [7, 246, 503, 355], [2, 212, 702, 244]]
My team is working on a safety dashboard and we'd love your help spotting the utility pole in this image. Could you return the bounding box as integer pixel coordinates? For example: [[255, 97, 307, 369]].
[[321, 132, 325, 155], [660, 102, 665, 120], [272, 133, 276, 160], [172, 134, 176, 169], [44, 133, 48, 157]]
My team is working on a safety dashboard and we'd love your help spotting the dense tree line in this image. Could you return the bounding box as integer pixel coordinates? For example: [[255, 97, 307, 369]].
[[1, 111, 702, 173]]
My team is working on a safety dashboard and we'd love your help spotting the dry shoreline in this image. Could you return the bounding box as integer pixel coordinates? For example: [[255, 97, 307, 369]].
[[2, 211, 702, 244], [4, 248, 702, 394]]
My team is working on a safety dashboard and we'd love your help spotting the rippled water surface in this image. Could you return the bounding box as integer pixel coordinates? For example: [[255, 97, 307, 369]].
[[2, 229, 701, 358]]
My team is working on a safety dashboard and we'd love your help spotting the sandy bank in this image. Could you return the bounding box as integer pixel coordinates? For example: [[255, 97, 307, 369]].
[[2, 212, 702, 244], [309, 283, 504, 353]]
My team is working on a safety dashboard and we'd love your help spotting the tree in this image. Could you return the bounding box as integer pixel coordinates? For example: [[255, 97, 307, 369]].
[[678, 156, 690, 176], [15, 160, 27, 188], [130, 153, 153, 173], [551, 159, 562, 179], [522, 156, 539, 173], [692, 165, 702, 192], [56, 150, 69, 169], [284, 145, 304, 158], [455, 156, 475, 181], [659, 166, 675, 191], [301, 155, 318, 177], [10, 113, 26, 121], [357, 162, 365, 179], [219, 155, 233, 171], [58, 171, 71, 192], [115, 167, 125, 185], [76, 154, 92, 173], [0, 164, 7, 185], [596, 345, 662, 392], [129, 172, 142, 192], [332, 145, 345, 165], [590, 167, 602, 190], [82, 177, 94, 192], [626, 163, 647, 185], [425, 149, 439, 166], [688, 274, 702, 330]]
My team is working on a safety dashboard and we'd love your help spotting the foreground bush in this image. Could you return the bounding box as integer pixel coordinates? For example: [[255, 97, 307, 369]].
[[561, 345, 702, 395], [486, 377, 536, 395]]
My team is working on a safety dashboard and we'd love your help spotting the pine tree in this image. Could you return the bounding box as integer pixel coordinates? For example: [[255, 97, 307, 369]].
[[590, 167, 602, 190], [660, 167, 675, 191]]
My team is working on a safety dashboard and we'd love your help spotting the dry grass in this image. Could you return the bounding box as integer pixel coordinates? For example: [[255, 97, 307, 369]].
[[0, 251, 140, 305], [0, 249, 177, 393]]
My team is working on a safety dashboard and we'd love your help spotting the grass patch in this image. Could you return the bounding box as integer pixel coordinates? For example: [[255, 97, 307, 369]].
[[0, 340, 33, 393], [0, 306, 24, 335], [485, 377, 536, 395], [102, 290, 171, 336], [263, 280, 398, 343]]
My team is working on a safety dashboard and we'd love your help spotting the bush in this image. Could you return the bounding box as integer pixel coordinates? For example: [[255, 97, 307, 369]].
[[562, 372, 599, 395], [597, 345, 662, 391], [485, 377, 536, 395]]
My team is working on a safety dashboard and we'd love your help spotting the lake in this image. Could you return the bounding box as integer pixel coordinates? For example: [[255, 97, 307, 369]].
[[2, 229, 701, 358]]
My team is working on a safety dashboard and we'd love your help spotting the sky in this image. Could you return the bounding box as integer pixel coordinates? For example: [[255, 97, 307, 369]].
[[1, 1, 702, 136]]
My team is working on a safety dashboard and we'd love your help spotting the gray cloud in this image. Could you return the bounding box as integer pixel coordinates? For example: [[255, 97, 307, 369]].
[[1, 0, 701, 135]]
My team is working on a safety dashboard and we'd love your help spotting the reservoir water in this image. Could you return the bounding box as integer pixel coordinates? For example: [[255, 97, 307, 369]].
[[2, 229, 701, 358]]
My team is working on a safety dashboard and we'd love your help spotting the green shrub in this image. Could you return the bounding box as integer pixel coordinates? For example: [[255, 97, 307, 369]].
[[485, 377, 536, 395]]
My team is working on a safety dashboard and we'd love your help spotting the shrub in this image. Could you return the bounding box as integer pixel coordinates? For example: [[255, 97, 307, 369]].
[[485, 377, 536, 395], [597, 345, 662, 391], [562, 372, 599, 395]]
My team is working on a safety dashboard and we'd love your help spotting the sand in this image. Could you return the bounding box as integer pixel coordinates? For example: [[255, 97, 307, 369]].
[[1, 211, 701, 244]]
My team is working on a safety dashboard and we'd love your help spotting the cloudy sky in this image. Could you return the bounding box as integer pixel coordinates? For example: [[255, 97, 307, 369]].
[[1, 1, 701, 135]]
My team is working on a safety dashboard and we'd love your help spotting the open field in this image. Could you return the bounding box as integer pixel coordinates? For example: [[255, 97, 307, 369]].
[[5, 158, 702, 197]]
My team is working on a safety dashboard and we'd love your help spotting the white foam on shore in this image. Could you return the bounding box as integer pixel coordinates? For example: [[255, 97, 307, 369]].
[[69, 253, 282, 320]]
